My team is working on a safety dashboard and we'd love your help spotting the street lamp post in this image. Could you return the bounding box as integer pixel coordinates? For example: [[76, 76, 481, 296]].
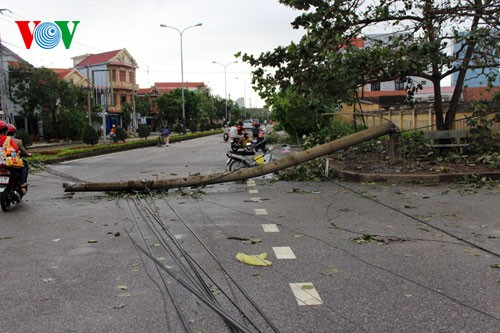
[[212, 60, 237, 122], [160, 23, 202, 125]]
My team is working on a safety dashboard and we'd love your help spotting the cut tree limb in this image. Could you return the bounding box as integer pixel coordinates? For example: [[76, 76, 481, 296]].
[[63, 122, 399, 192]]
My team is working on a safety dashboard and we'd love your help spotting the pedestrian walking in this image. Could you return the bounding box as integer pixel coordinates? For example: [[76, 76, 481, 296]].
[[162, 126, 170, 147]]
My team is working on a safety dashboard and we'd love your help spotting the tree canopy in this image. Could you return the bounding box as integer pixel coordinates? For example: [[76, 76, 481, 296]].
[[240, 0, 500, 133], [9, 63, 87, 140]]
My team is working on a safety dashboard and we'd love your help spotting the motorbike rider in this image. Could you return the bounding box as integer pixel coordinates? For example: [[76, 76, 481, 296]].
[[251, 121, 266, 151], [229, 122, 238, 142], [7, 124, 31, 157], [0, 121, 31, 193], [0, 121, 19, 154], [223, 124, 229, 142]]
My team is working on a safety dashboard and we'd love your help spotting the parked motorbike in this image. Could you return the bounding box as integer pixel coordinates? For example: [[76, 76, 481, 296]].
[[0, 164, 25, 212], [226, 140, 273, 171]]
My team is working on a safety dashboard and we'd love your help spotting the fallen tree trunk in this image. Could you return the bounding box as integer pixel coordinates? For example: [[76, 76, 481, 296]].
[[63, 122, 398, 192]]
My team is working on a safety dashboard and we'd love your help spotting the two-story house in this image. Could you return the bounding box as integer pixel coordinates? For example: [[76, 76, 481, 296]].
[[0, 43, 29, 126], [73, 49, 138, 130]]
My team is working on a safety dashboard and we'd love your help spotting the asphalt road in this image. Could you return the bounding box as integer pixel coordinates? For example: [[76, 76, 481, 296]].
[[1, 134, 499, 333]]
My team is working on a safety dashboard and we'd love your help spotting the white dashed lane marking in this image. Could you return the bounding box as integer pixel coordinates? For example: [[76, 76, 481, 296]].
[[249, 189, 259, 194], [273, 246, 296, 259], [254, 208, 268, 215], [262, 224, 279, 232], [289, 283, 323, 306], [246, 180, 256, 187]]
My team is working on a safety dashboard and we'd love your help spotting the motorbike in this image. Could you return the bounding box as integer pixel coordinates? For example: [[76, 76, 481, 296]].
[[223, 132, 229, 142], [230, 132, 251, 152], [226, 140, 273, 171], [0, 164, 25, 212]]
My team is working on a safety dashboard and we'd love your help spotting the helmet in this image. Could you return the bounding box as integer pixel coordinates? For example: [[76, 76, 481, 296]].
[[0, 121, 7, 133], [7, 124, 16, 135]]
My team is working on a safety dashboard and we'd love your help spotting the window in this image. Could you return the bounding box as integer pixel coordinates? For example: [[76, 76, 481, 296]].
[[371, 82, 381, 91], [121, 95, 127, 105], [119, 70, 126, 82], [421, 80, 427, 85], [395, 79, 405, 90]]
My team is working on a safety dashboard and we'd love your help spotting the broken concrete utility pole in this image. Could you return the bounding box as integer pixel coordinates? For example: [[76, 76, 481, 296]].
[[63, 122, 400, 192]]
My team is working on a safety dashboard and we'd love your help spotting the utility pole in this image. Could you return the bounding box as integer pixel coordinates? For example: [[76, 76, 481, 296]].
[[0, 9, 12, 122], [87, 65, 92, 125], [0, 34, 7, 121], [131, 66, 137, 132]]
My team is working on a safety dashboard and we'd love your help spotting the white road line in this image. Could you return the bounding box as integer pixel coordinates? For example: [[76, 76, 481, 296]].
[[262, 224, 279, 232], [289, 283, 323, 306], [254, 208, 268, 215], [249, 189, 259, 194], [246, 180, 256, 187], [273, 247, 296, 259]]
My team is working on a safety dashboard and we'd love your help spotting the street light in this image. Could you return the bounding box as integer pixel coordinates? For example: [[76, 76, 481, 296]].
[[160, 23, 202, 125], [212, 60, 237, 122]]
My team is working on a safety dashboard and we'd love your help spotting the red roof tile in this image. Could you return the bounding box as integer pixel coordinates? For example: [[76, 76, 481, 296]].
[[75, 50, 122, 67], [154, 82, 206, 94], [463, 86, 500, 102], [360, 90, 408, 97], [155, 82, 205, 88], [51, 68, 72, 79]]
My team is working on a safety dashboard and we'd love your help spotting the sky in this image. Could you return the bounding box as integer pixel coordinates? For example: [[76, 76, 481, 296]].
[[0, 0, 305, 108]]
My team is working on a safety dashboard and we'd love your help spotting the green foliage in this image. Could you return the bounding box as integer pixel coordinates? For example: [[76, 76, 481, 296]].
[[188, 122, 198, 133], [465, 102, 500, 154], [401, 130, 431, 160], [137, 124, 150, 139], [175, 123, 186, 134], [121, 102, 133, 130], [493, 92, 500, 104], [15, 129, 32, 147], [9, 63, 87, 140], [278, 158, 326, 181], [58, 108, 87, 141], [29, 130, 219, 163], [82, 125, 99, 145], [239, 0, 500, 132], [115, 127, 127, 142], [135, 95, 152, 117], [272, 86, 330, 137]]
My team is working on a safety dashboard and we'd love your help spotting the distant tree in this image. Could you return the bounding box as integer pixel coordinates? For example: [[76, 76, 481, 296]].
[[121, 102, 133, 131], [9, 64, 87, 139], [135, 94, 152, 117], [115, 126, 127, 142], [156, 91, 181, 125], [82, 125, 99, 145], [198, 91, 218, 122], [240, 0, 500, 132], [137, 124, 150, 139]]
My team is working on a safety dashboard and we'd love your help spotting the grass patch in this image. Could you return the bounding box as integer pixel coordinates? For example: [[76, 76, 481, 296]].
[[28, 130, 221, 164]]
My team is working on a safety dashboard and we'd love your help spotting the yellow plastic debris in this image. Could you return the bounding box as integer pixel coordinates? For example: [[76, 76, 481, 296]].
[[236, 252, 272, 266]]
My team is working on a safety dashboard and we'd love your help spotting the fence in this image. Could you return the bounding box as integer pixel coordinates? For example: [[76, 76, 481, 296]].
[[334, 105, 500, 133]]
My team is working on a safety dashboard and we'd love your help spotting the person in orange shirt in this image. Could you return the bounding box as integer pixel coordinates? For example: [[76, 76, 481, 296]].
[[1, 122, 29, 193], [110, 124, 117, 143], [0, 121, 19, 152]]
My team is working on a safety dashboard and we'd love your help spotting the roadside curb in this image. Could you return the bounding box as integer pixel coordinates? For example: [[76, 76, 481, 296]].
[[331, 167, 500, 184]]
